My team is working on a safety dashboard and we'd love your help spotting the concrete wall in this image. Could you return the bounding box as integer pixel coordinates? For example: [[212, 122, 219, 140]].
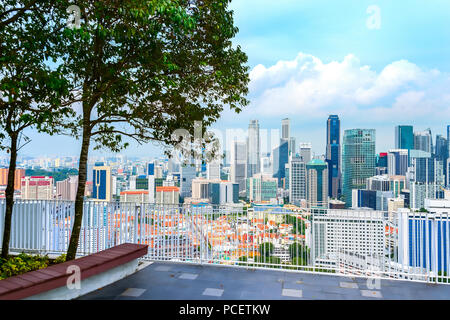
[[25, 259, 139, 300]]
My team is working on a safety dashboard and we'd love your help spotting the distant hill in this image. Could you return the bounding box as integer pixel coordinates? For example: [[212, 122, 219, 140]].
[[25, 168, 79, 182]]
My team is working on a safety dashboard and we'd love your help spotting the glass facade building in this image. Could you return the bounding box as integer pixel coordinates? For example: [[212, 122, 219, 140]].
[[326, 115, 341, 199], [395, 125, 414, 151], [342, 129, 376, 207]]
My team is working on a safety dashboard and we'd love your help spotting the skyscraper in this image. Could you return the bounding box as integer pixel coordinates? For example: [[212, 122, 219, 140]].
[[272, 139, 289, 185], [289, 155, 306, 206], [326, 115, 341, 199], [306, 159, 328, 208], [92, 163, 112, 201], [414, 129, 433, 154], [387, 149, 409, 176], [299, 143, 312, 163], [342, 129, 376, 207], [436, 134, 448, 186], [147, 162, 156, 203], [231, 140, 247, 193], [395, 125, 414, 150], [282, 118, 290, 141], [289, 137, 296, 156], [247, 120, 261, 178]]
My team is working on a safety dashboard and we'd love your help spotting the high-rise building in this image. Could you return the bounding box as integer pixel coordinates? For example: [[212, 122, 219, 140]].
[[56, 175, 78, 201], [147, 162, 156, 203], [387, 149, 409, 176], [246, 173, 277, 203], [395, 125, 414, 151], [180, 164, 197, 199], [299, 143, 312, 163], [21, 176, 54, 200], [289, 137, 296, 156], [92, 163, 112, 201], [312, 209, 385, 268], [231, 141, 247, 193], [326, 115, 341, 199], [209, 181, 239, 205], [414, 129, 433, 154], [306, 159, 328, 208], [436, 134, 448, 184], [272, 139, 289, 185], [289, 155, 306, 206], [342, 129, 376, 207], [247, 120, 261, 178], [282, 118, 290, 141], [206, 162, 221, 180], [0, 168, 25, 191]]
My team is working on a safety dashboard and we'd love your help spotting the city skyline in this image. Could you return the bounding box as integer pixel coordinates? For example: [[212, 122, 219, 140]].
[[9, 0, 450, 158]]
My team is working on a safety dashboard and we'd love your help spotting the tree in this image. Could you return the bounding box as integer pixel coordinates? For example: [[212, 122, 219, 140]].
[[0, 1, 73, 258], [259, 242, 274, 258], [55, 0, 249, 261], [288, 242, 310, 265]]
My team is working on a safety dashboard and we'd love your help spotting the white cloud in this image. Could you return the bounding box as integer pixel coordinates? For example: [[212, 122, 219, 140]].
[[245, 52, 450, 123]]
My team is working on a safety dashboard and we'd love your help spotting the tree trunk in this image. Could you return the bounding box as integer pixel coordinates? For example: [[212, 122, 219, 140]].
[[66, 122, 91, 261], [1, 134, 18, 259]]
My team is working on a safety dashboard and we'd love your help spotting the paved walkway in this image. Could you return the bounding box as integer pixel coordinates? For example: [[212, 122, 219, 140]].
[[79, 262, 450, 300]]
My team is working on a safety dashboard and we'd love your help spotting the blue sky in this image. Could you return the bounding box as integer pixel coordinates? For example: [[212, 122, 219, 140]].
[[15, 0, 450, 159]]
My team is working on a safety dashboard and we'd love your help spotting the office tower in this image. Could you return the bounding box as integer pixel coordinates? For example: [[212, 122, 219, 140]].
[[342, 129, 376, 207], [395, 125, 414, 150], [147, 162, 156, 203], [191, 178, 220, 200], [409, 150, 444, 185], [272, 139, 289, 185], [92, 163, 112, 201], [414, 129, 433, 154], [260, 155, 272, 174], [306, 159, 328, 208], [231, 141, 247, 193], [377, 153, 388, 168], [246, 173, 277, 203], [283, 163, 290, 190], [388, 149, 409, 176], [299, 143, 312, 163], [289, 155, 306, 206], [408, 150, 445, 209], [206, 162, 221, 180], [0, 168, 25, 190], [367, 175, 390, 192], [326, 115, 341, 199], [56, 176, 78, 201], [289, 137, 296, 156], [447, 159, 450, 187], [180, 164, 196, 199], [155, 186, 180, 205], [209, 181, 239, 205], [436, 134, 448, 184], [21, 176, 54, 200], [247, 120, 261, 177], [282, 118, 290, 141]]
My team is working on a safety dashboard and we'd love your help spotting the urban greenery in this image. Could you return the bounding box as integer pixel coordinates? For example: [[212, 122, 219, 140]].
[[0, 253, 66, 281], [25, 168, 79, 182]]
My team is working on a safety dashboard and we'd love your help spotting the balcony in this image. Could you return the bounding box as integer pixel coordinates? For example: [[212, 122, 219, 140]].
[[1, 200, 449, 300]]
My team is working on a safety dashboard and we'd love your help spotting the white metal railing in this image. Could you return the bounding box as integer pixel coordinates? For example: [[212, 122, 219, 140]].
[[0, 200, 449, 284]]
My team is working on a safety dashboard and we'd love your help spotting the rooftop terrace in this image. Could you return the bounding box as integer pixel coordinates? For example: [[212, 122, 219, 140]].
[[79, 262, 450, 300]]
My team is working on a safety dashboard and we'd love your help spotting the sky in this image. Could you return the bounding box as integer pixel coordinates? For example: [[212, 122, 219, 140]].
[[12, 0, 450, 160]]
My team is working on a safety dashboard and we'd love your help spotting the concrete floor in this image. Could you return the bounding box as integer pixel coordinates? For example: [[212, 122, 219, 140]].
[[79, 262, 450, 300]]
